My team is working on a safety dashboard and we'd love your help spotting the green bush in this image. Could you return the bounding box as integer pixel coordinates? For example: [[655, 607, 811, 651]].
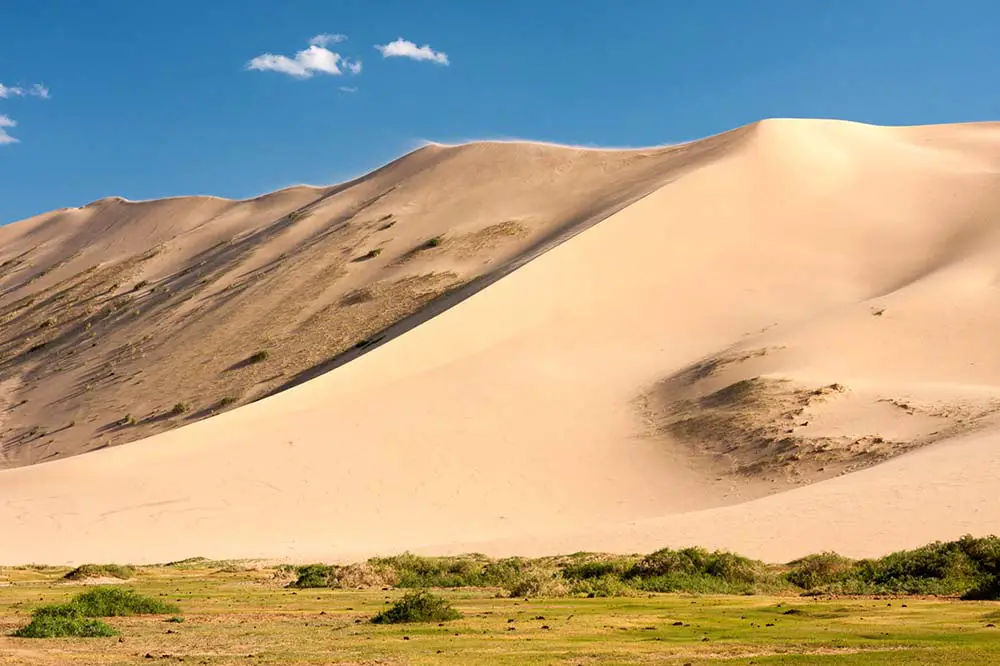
[[568, 575, 635, 597], [13, 608, 117, 638], [289, 564, 336, 588], [63, 564, 135, 581], [371, 590, 461, 624], [71, 587, 180, 616], [785, 552, 853, 589], [627, 547, 765, 583], [369, 553, 487, 588]]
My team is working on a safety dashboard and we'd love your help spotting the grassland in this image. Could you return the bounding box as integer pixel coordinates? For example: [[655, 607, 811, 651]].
[[1, 550, 999, 665]]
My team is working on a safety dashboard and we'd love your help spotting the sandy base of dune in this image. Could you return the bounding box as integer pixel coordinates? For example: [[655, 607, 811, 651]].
[[3, 118, 1000, 565]]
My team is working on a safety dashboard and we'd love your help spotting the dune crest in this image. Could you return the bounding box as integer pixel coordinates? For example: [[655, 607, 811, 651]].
[[2, 118, 1000, 564]]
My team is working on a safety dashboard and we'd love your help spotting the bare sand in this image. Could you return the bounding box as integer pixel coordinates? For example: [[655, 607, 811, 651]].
[[2, 118, 999, 564]]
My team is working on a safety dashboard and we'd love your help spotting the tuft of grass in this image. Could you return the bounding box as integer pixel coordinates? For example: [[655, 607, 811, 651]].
[[63, 564, 135, 581], [169, 402, 190, 416], [165, 616, 185, 623], [245, 350, 269, 365], [217, 396, 238, 408], [424, 236, 443, 248], [287, 210, 309, 222], [132, 280, 148, 291], [371, 590, 461, 624]]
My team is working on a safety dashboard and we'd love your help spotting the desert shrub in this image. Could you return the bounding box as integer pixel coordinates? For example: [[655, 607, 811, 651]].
[[333, 563, 398, 589], [71, 587, 179, 616], [844, 536, 1000, 595], [13, 608, 117, 638], [505, 569, 568, 598], [480, 557, 532, 588], [371, 590, 461, 624], [246, 350, 269, 364], [425, 236, 443, 248], [289, 564, 336, 588], [165, 616, 185, 623], [569, 575, 636, 597], [785, 552, 854, 589], [369, 553, 487, 588], [561, 558, 633, 581], [627, 547, 764, 583], [169, 402, 190, 416], [63, 564, 135, 581]]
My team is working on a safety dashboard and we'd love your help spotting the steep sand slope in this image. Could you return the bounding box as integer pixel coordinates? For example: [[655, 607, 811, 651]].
[[0, 138, 719, 467], [3, 118, 1000, 564]]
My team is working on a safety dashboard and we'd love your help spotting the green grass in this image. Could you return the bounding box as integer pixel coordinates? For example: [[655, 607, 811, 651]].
[[3, 565, 999, 663]]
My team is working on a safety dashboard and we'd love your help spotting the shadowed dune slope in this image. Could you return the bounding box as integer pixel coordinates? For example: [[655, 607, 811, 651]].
[[3, 118, 1000, 564], [0, 135, 733, 467]]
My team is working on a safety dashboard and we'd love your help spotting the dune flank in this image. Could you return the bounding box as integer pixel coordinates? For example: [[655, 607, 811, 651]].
[[2, 118, 1000, 564]]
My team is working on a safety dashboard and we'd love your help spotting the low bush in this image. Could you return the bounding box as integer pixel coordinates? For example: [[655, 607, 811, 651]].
[[13, 608, 117, 638], [71, 587, 180, 616], [371, 590, 461, 624], [785, 552, 853, 589]]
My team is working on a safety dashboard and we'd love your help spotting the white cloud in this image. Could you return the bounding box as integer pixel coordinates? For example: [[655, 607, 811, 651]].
[[0, 82, 50, 98], [338, 86, 358, 93], [247, 37, 363, 78], [375, 38, 449, 65], [309, 33, 346, 47], [0, 114, 19, 145], [0, 83, 48, 145], [247, 44, 343, 78]]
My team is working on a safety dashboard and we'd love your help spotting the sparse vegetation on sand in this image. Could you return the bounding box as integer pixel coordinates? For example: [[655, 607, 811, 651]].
[[286, 536, 1000, 600], [63, 563, 135, 581], [3, 548, 1000, 662]]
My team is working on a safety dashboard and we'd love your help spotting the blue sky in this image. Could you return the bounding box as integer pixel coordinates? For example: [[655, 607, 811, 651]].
[[2, 0, 999, 224]]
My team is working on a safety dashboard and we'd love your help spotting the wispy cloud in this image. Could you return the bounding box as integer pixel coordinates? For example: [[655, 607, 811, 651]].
[[338, 86, 358, 93], [309, 33, 346, 47], [0, 82, 50, 145], [375, 38, 449, 65], [0, 82, 50, 99], [0, 115, 19, 145], [247, 35, 361, 78]]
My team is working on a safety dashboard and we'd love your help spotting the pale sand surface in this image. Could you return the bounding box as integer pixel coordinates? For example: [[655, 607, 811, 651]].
[[2, 118, 1000, 564]]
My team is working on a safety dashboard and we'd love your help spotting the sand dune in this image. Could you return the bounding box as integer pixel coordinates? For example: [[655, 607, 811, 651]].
[[2, 118, 1000, 564]]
